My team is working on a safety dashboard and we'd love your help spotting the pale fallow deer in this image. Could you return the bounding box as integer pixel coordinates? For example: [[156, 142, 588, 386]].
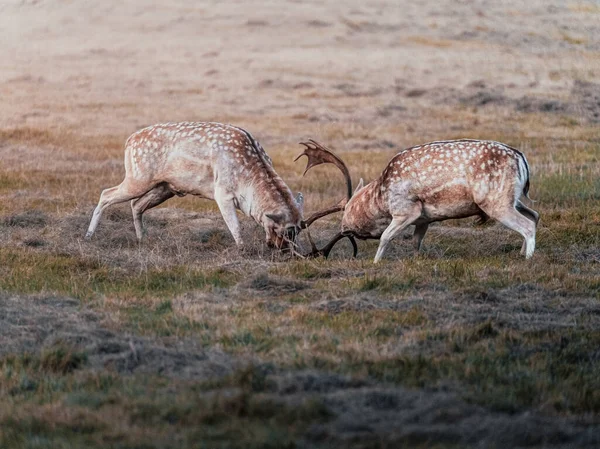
[[298, 139, 539, 263], [85, 122, 357, 252]]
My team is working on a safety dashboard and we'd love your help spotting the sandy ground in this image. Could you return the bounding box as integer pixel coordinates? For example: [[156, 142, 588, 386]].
[[2, 0, 599, 135]]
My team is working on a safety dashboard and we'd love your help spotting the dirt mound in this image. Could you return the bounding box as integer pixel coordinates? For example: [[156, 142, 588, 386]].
[[2, 210, 48, 228], [306, 384, 596, 448], [0, 294, 238, 379], [413, 79, 600, 123], [239, 274, 308, 293], [229, 366, 600, 448], [572, 80, 600, 123], [311, 294, 401, 313]]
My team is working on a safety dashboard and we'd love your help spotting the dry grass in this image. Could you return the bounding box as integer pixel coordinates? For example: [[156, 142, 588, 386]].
[[1, 0, 600, 446]]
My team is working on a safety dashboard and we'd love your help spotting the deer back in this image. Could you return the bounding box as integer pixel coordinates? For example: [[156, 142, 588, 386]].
[[379, 139, 529, 213], [124, 122, 302, 223]]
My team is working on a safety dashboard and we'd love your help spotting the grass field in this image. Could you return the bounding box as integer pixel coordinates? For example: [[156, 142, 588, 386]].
[[1, 0, 600, 447]]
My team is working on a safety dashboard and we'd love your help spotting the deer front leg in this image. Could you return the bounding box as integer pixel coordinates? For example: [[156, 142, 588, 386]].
[[215, 188, 243, 246], [374, 205, 422, 263]]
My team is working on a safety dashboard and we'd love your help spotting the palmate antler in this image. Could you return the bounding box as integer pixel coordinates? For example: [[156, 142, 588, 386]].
[[295, 139, 353, 228], [294, 139, 358, 258]]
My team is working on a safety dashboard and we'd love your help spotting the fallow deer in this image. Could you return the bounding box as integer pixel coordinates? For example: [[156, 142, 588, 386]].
[[299, 139, 539, 262], [85, 122, 356, 252]]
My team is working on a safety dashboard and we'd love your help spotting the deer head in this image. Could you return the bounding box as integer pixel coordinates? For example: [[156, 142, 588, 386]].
[[263, 192, 304, 250]]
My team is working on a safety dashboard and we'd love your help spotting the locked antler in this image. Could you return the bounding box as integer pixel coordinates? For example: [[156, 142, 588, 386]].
[[304, 230, 358, 259], [295, 139, 358, 258], [295, 139, 353, 229]]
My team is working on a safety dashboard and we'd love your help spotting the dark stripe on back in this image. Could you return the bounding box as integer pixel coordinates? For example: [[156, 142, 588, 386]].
[[228, 125, 295, 205]]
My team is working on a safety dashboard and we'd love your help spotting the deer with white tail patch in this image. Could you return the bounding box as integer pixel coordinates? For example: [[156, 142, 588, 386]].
[[301, 139, 539, 262]]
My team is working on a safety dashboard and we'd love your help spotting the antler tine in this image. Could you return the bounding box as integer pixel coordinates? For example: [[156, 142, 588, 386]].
[[300, 199, 346, 229], [294, 142, 324, 178], [304, 232, 358, 259], [295, 139, 353, 201]]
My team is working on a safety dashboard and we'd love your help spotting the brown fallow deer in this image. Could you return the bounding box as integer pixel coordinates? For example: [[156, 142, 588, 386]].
[[85, 122, 357, 253], [298, 139, 539, 263]]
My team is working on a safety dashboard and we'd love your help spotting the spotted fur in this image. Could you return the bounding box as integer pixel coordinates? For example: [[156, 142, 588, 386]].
[[340, 139, 539, 262], [85, 122, 303, 247]]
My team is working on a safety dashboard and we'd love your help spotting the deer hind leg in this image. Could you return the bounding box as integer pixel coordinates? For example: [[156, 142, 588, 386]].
[[214, 188, 243, 246], [374, 205, 422, 263], [131, 184, 175, 241], [479, 203, 536, 259], [413, 222, 430, 252], [515, 200, 539, 255], [516, 200, 540, 226], [85, 182, 150, 239]]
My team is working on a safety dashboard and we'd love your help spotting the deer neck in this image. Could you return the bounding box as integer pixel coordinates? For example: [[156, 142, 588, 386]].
[[359, 180, 390, 220], [343, 180, 391, 238], [235, 172, 301, 226]]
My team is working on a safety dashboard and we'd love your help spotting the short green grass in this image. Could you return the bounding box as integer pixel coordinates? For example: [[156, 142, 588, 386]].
[[0, 248, 237, 300]]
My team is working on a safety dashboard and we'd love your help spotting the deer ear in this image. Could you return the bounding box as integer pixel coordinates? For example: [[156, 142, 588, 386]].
[[295, 192, 304, 213], [265, 213, 285, 223], [353, 178, 364, 195]]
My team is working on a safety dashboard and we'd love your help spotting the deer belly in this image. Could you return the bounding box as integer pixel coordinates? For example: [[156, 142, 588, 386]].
[[422, 200, 481, 221], [162, 158, 215, 199], [419, 185, 481, 220]]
